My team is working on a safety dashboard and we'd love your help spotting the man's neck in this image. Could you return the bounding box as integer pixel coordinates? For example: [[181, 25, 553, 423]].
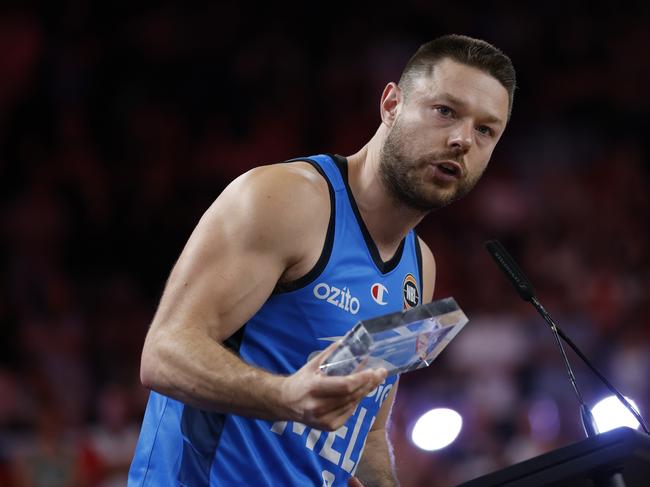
[[345, 129, 428, 261]]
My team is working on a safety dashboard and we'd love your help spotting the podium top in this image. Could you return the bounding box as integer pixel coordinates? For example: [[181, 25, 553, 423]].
[[458, 427, 650, 487]]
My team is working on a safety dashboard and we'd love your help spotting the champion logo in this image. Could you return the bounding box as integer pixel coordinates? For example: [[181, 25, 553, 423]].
[[370, 283, 388, 305]]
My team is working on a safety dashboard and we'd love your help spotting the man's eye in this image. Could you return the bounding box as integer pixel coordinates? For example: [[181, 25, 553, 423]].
[[477, 125, 493, 136], [434, 106, 453, 117]]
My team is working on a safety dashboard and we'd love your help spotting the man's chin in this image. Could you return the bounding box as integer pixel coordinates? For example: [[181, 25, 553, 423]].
[[420, 187, 461, 210], [400, 193, 456, 212]]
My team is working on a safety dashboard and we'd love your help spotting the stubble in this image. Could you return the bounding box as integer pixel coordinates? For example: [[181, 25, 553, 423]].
[[378, 121, 483, 212]]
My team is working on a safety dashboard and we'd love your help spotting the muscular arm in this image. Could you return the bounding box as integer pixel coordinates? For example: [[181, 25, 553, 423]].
[[353, 238, 436, 486], [140, 163, 386, 431]]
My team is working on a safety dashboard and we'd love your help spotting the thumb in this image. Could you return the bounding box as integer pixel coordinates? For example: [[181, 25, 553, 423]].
[[348, 476, 364, 487], [307, 340, 342, 370]]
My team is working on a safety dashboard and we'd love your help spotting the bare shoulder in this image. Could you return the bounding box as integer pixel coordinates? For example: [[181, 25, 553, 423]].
[[222, 162, 328, 216], [235, 161, 329, 200], [417, 237, 436, 303], [203, 162, 330, 251]]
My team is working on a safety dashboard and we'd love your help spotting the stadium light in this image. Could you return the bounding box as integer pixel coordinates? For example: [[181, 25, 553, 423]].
[[591, 396, 641, 433], [411, 408, 463, 451]]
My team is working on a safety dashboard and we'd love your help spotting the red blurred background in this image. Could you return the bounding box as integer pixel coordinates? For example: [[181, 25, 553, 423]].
[[1, 2, 649, 486]]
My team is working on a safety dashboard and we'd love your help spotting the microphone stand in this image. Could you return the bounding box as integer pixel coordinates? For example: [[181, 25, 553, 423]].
[[529, 296, 599, 438], [530, 297, 632, 487], [485, 240, 650, 487], [528, 296, 647, 436]]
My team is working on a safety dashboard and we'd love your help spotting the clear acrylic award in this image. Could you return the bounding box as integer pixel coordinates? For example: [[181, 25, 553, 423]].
[[319, 297, 468, 377]]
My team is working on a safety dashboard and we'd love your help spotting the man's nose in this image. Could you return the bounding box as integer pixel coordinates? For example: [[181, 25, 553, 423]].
[[447, 121, 472, 154]]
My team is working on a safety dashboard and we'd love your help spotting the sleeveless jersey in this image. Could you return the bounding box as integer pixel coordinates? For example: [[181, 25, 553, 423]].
[[128, 154, 423, 486]]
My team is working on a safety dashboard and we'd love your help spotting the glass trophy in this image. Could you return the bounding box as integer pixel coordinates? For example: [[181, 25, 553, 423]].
[[319, 297, 468, 377]]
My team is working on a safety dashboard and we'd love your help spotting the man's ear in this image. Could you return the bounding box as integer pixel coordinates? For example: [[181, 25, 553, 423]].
[[380, 82, 401, 127]]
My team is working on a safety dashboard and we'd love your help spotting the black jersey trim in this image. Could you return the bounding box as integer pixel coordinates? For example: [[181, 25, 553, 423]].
[[414, 232, 424, 298], [330, 154, 405, 275], [179, 406, 225, 486], [224, 326, 246, 353], [272, 158, 336, 294]]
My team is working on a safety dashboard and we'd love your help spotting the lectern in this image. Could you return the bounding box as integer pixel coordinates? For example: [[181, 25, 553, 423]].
[[458, 427, 650, 486]]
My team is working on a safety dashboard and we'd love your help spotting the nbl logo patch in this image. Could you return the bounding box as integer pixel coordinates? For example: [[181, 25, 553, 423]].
[[402, 274, 419, 309]]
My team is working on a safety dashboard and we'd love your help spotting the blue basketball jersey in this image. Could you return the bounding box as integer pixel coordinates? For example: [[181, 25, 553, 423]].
[[129, 154, 423, 486]]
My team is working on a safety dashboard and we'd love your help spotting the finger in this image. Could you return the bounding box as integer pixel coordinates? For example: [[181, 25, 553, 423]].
[[315, 397, 360, 431], [351, 368, 387, 400], [312, 369, 382, 398], [350, 370, 387, 402], [343, 367, 387, 395], [314, 373, 385, 417], [310, 372, 388, 430], [320, 367, 387, 398], [306, 383, 372, 421], [367, 367, 388, 383], [305, 340, 342, 370], [348, 476, 364, 487], [320, 375, 380, 426]]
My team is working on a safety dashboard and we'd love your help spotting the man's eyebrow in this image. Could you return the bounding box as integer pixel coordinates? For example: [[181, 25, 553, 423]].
[[435, 93, 505, 126]]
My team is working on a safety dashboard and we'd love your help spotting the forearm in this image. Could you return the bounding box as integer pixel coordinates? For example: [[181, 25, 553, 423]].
[[355, 429, 399, 487], [140, 326, 286, 419]]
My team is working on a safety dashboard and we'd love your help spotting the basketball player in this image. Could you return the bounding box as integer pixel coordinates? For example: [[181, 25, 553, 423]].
[[129, 34, 515, 486]]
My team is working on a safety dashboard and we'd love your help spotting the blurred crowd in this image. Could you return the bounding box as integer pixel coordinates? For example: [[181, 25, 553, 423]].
[[1, 3, 649, 486]]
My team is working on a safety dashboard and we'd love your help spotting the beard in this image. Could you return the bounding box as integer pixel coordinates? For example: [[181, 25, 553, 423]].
[[379, 120, 484, 212]]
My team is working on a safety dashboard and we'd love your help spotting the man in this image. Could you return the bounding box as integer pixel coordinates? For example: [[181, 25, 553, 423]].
[[129, 34, 515, 486]]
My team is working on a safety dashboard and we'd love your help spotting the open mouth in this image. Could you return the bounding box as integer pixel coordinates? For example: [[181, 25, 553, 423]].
[[436, 161, 461, 177]]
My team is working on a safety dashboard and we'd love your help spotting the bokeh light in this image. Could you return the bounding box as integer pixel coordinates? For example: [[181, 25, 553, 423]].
[[411, 408, 463, 451], [592, 396, 641, 433]]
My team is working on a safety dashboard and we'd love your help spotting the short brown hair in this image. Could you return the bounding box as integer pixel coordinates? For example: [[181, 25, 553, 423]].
[[399, 34, 516, 118]]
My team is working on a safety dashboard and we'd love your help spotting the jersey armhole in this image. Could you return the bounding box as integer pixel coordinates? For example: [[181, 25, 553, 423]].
[[272, 159, 336, 294], [414, 233, 424, 299]]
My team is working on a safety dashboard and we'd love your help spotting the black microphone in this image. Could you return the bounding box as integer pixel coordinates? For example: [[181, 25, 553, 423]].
[[485, 239, 649, 437], [485, 240, 535, 302]]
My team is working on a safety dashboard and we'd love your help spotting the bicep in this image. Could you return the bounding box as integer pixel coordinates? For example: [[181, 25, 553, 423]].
[[149, 166, 326, 342], [155, 216, 285, 342]]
